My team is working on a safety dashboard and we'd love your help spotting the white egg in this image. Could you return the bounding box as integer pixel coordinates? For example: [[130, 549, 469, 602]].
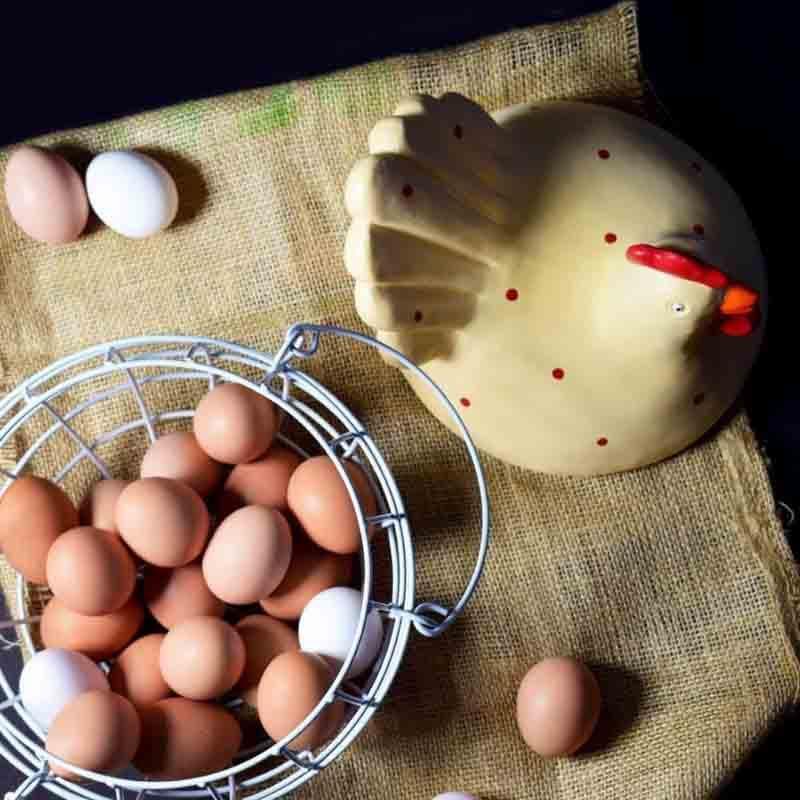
[[86, 151, 178, 238], [20, 648, 109, 731], [434, 794, 478, 800], [298, 587, 383, 679]]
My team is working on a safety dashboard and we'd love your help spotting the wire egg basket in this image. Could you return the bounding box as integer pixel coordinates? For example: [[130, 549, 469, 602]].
[[0, 323, 490, 800]]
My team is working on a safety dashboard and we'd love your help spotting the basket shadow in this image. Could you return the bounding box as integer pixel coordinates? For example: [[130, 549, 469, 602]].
[[371, 626, 464, 741], [578, 662, 644, 755], [391, 458, 476, 545]]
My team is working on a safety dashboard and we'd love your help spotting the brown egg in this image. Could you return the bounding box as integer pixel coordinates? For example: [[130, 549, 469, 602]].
[[0, 476, 78, 583], [287, 458, 377, 554], [46, 527, 136, 615], [260, 531, 354, 621], [217, 445, 301, 520], [109, 634, 172, 709], [257, 651, 344, 750], [235, 614, 299, 706], [115, 478, 209, 567], [46, 690, 140, 779], [160, 617, 245, 700], [143, 562, 224, 629], [79, 480, 129, 532], [41, 596, 144, 661], [4, 146, 89, 244], [193, 383, 277, 464], [134, 698, 242, 780], [516, 657, 602, 757], [202, 506, 292, 605], [140, 431, 223, 497]]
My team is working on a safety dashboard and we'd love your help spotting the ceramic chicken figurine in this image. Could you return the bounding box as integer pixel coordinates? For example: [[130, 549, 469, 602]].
[[344, 93, 766, 475]]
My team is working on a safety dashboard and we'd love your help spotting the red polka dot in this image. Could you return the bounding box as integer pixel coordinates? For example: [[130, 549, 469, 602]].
[[693, 224, 705, 236], [693, 392, 706, 406], [413, 310, 423, 323], [691, 161, 703, 172], [597, 149, 610, 160], [505, 288, 519, 301], [453, 125, 463, 139], [604, 232, 617, 244], [552, 368, 565, 380], [459, 397, 471, 408], [597, 437, 608, 447], [402, 184, 414, 198]]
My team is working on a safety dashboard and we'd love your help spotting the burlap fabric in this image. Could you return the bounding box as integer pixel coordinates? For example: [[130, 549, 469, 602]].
[[1, 3, 798, 798]]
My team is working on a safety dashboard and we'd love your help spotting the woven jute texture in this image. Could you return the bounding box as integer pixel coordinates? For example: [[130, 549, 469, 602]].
[[1, 3, 798, 798]]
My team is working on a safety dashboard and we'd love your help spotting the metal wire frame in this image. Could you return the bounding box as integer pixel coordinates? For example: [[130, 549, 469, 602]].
[[0, 324, 490, 800]]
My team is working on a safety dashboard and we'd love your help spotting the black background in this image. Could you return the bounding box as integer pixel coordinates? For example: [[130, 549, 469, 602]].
[[0, 1, 797, 795]]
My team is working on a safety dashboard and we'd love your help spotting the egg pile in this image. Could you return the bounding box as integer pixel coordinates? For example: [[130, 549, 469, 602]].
[[0, 382, 385, 781]]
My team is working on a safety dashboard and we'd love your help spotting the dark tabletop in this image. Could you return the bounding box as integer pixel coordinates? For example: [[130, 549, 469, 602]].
[[0, 1, 797, 796]]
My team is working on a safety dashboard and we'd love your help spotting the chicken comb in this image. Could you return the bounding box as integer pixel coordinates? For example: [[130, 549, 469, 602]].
[[626, 244, 729, 289]]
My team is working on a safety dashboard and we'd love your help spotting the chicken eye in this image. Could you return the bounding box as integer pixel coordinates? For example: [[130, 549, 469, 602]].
[[671, 302, 690, 316]]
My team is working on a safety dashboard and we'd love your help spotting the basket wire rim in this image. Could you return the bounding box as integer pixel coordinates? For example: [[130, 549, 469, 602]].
[[0, 341, 411, 794], [0, 325, 489, 799]]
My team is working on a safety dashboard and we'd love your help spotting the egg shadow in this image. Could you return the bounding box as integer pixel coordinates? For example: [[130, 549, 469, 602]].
[[50, 143, 105, 237], [578, 663, 644, 755], [138, 147, 208, 229], [51, 143, 94, 175]]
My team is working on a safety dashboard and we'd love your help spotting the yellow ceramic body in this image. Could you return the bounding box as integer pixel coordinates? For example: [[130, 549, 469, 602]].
[[345, 94, 766, 475]]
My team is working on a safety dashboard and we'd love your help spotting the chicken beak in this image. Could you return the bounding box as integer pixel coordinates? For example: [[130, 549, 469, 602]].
[[718, 284, 760, 337], [720, 284, 759, 316]]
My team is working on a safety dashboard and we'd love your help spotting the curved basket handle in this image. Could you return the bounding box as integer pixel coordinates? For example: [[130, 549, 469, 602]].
[[270, 323, 491, 638]]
